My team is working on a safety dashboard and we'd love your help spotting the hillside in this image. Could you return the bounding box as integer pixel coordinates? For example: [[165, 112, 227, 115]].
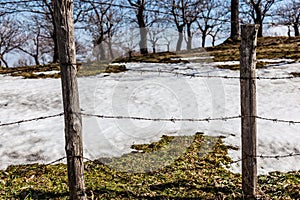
[[1, 36, 299, 78]]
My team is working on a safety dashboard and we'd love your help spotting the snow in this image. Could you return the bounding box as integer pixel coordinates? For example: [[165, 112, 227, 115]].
[[0, 61, 300, 175], [33, 70, 60, 75]]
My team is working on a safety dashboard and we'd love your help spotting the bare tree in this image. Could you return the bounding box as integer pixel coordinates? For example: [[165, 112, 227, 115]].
[[209, 23, 229, 46], [185, 1, 203, 50], [82, 0, 122, 61], [274, 0, 300, 36], [0, 16, 26, 68], [169, 0, 186, 51], [2, 0, 85, 63], [17, 15, 54, 65], [196, 0, 229, 48], [162, 0, 209, 51], [242, 0, 277, 37], [25, 0, 60, 62], [148, 25, 165, 53]]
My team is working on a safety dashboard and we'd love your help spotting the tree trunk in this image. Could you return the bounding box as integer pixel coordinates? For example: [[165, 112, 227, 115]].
[[230, 0, 239, 41], [252, 4, 263, 37], [53, 0, 87, 199], [212, 35, 216, 47], [187, 23, 192, 50], [108, 37, 114, 59], [202, 32, 207, 48], [1, 57, 8, 68], [152, 46, 156, 53], [294, 23, 299, 36], [139, 27, 148, 55], [137, 5, 148, 55], [176, 25, 184, 51], [34, 55, 40, 65], [99, 43, 106, 60], [52, 18, 60, 63]]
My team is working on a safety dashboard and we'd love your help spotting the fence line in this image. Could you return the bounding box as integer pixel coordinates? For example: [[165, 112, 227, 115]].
[[125, 69, 297, 80], [2, 113, 300, 127]]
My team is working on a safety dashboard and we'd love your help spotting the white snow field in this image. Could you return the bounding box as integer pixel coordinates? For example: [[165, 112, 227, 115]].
[[0, 61, 300, 174]]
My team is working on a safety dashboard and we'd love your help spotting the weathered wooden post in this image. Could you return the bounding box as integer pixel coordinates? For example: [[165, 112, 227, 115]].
[[240, 24, 259, 199], [53, 0, 87, 199]]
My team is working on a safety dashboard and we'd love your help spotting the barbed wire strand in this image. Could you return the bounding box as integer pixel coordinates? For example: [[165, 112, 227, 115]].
[[125, 68, 296, 80], [80, 113, 242, 123], [45, 152, 300, 167], [0, 113, 64, 127], [1, 113, 300, 127], [229, 153, 300, 165], [46, 156, 66, 165], [80, 113, 300, 125], [255, 116, 300, 125]]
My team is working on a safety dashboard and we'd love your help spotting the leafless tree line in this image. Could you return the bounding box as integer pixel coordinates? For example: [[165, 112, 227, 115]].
[[0, 0, 299, 67]]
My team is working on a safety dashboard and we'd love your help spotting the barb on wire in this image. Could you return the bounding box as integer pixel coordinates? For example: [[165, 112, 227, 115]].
[[227, 153, 300, 165], [80, 113, 241, 123], [255, 116, 300, 125], [46, 157, 66, 165], [0, 113, 64, 127], [126, 68, 296, 80], [257, 153, 300, 159]]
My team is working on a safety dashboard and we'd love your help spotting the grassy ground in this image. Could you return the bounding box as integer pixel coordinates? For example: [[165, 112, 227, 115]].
[[0, 134, 299, 199], [0, 64, 61, 79], [206, 36, 300, 62], [114, 36, 300, 71]]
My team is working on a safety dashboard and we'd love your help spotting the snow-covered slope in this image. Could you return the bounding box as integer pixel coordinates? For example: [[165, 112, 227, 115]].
[[0, 61, 299, 174]]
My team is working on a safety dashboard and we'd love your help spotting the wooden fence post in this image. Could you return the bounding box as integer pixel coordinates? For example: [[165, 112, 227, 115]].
[[240, 24, 259, 199], [53, 0, 87, 199]]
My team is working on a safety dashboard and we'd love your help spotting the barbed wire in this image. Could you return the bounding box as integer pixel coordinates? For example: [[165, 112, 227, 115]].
[[257, 152, 300, 159], [80, 113, 300, 125], [46, 156, 66, 165], [125, 68, 297, 80], [229, 153, 300, 165], [1, 112, 300, 128], [80, 113, 241, 123], [45, 152, 300, 167], [0, 113, 64, 127], [255, 116, 300, 125]]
